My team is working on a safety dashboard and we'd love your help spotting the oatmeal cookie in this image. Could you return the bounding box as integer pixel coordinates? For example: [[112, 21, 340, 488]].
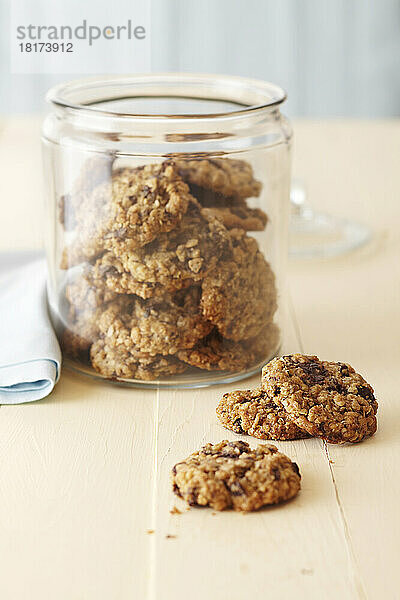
[[177, 322, 279, 372], [201, 229, 277, 341], [60, 327, 92, 361], [175, 158, 262, 200], [59, 154, 114, 231], [61, 269, 118, 359], [97, 287, 212, 356], [60, 313, 98, 359], [262, 354, 378, 444], [171, 440, 301, 511], [60, 161, 193, 268], [93, 202, 231, 299], [216, 386, 310, 441], [90, 338, 187, 380], [202, 205, 267, 232], [175, 158, 267, 231], [65, 268, 117, 318]]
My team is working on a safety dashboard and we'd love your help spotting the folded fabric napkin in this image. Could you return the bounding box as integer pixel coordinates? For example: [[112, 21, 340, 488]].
[[0, 251, 61, 404]]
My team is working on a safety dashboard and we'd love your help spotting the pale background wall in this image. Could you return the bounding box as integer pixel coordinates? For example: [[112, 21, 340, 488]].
[[1, 0, 400, 116]]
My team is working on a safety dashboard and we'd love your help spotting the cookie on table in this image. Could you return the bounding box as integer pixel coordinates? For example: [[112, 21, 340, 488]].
[[200, 229, 277, 341], [262, 354, 378, 444], [60, 161, 193, 268], [216, 386, 310, 441], [93, 201, 231, 299], [171, 440, 301, 512], [178, 322, 279, 372], [97, 286, 213, 356], [175, 158, 267, 232], [90, 338, 187, 380]]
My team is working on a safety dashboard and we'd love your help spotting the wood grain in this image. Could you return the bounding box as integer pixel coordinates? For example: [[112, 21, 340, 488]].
[[0, 374, 157, 600]]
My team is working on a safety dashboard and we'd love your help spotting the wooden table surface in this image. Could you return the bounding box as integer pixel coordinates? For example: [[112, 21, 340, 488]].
[[0, 118, 399, 600]]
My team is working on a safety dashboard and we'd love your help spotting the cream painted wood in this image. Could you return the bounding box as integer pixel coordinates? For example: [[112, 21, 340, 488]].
[[0, 374, 157, 600], [290, 119, 400, 600], [288, 235, 400, 600], [0, 118, 399, 599]]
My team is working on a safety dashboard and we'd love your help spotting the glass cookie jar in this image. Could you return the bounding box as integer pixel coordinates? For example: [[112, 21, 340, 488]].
[[42, 74, 292, 388]]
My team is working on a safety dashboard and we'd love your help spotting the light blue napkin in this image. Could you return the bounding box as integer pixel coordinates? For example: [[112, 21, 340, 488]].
[[0, 251, 61, 404]]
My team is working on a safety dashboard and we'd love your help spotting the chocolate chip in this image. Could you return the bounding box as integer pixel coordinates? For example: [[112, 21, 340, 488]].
[[338, 363, 350, 376], [221, 450, 241, 459], [172, 482, 182, 498], [271, 466, 281, 480], [357, 385, 374, 401], [273, 385, 281, 396], [227, 441, 249, 453], [298, 360, 327, 385], [233, 418, 245, 434], [291, 462, 300, 477], [327, 379, 346, 394], [238, 394, 249, 404], [229, 481, 246, 496]]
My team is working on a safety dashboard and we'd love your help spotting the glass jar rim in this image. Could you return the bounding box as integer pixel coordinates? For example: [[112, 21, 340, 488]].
[[46, 73, 287, 120]]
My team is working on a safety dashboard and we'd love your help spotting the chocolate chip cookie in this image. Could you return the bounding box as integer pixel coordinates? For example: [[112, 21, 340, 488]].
[[60, 161, 193, 268], [171, 440, 301, 511], [216, 386, 310, 441], [93, 201, 231, 299], [262, 354, 378, 444], [200, 229, 277, 341]]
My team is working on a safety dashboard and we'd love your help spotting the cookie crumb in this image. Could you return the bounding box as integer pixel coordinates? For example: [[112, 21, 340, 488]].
[[146, 529, 155, 534], [166, 534, 177, 539], [170, 506, 182, 515]]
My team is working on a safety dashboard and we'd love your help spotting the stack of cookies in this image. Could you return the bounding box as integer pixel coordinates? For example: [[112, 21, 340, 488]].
[[217, 354, 378, 444], [59, 157, 278, 380]]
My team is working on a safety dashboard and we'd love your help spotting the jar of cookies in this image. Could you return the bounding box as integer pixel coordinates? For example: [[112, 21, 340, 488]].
[[42, 74, 292, 387]]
